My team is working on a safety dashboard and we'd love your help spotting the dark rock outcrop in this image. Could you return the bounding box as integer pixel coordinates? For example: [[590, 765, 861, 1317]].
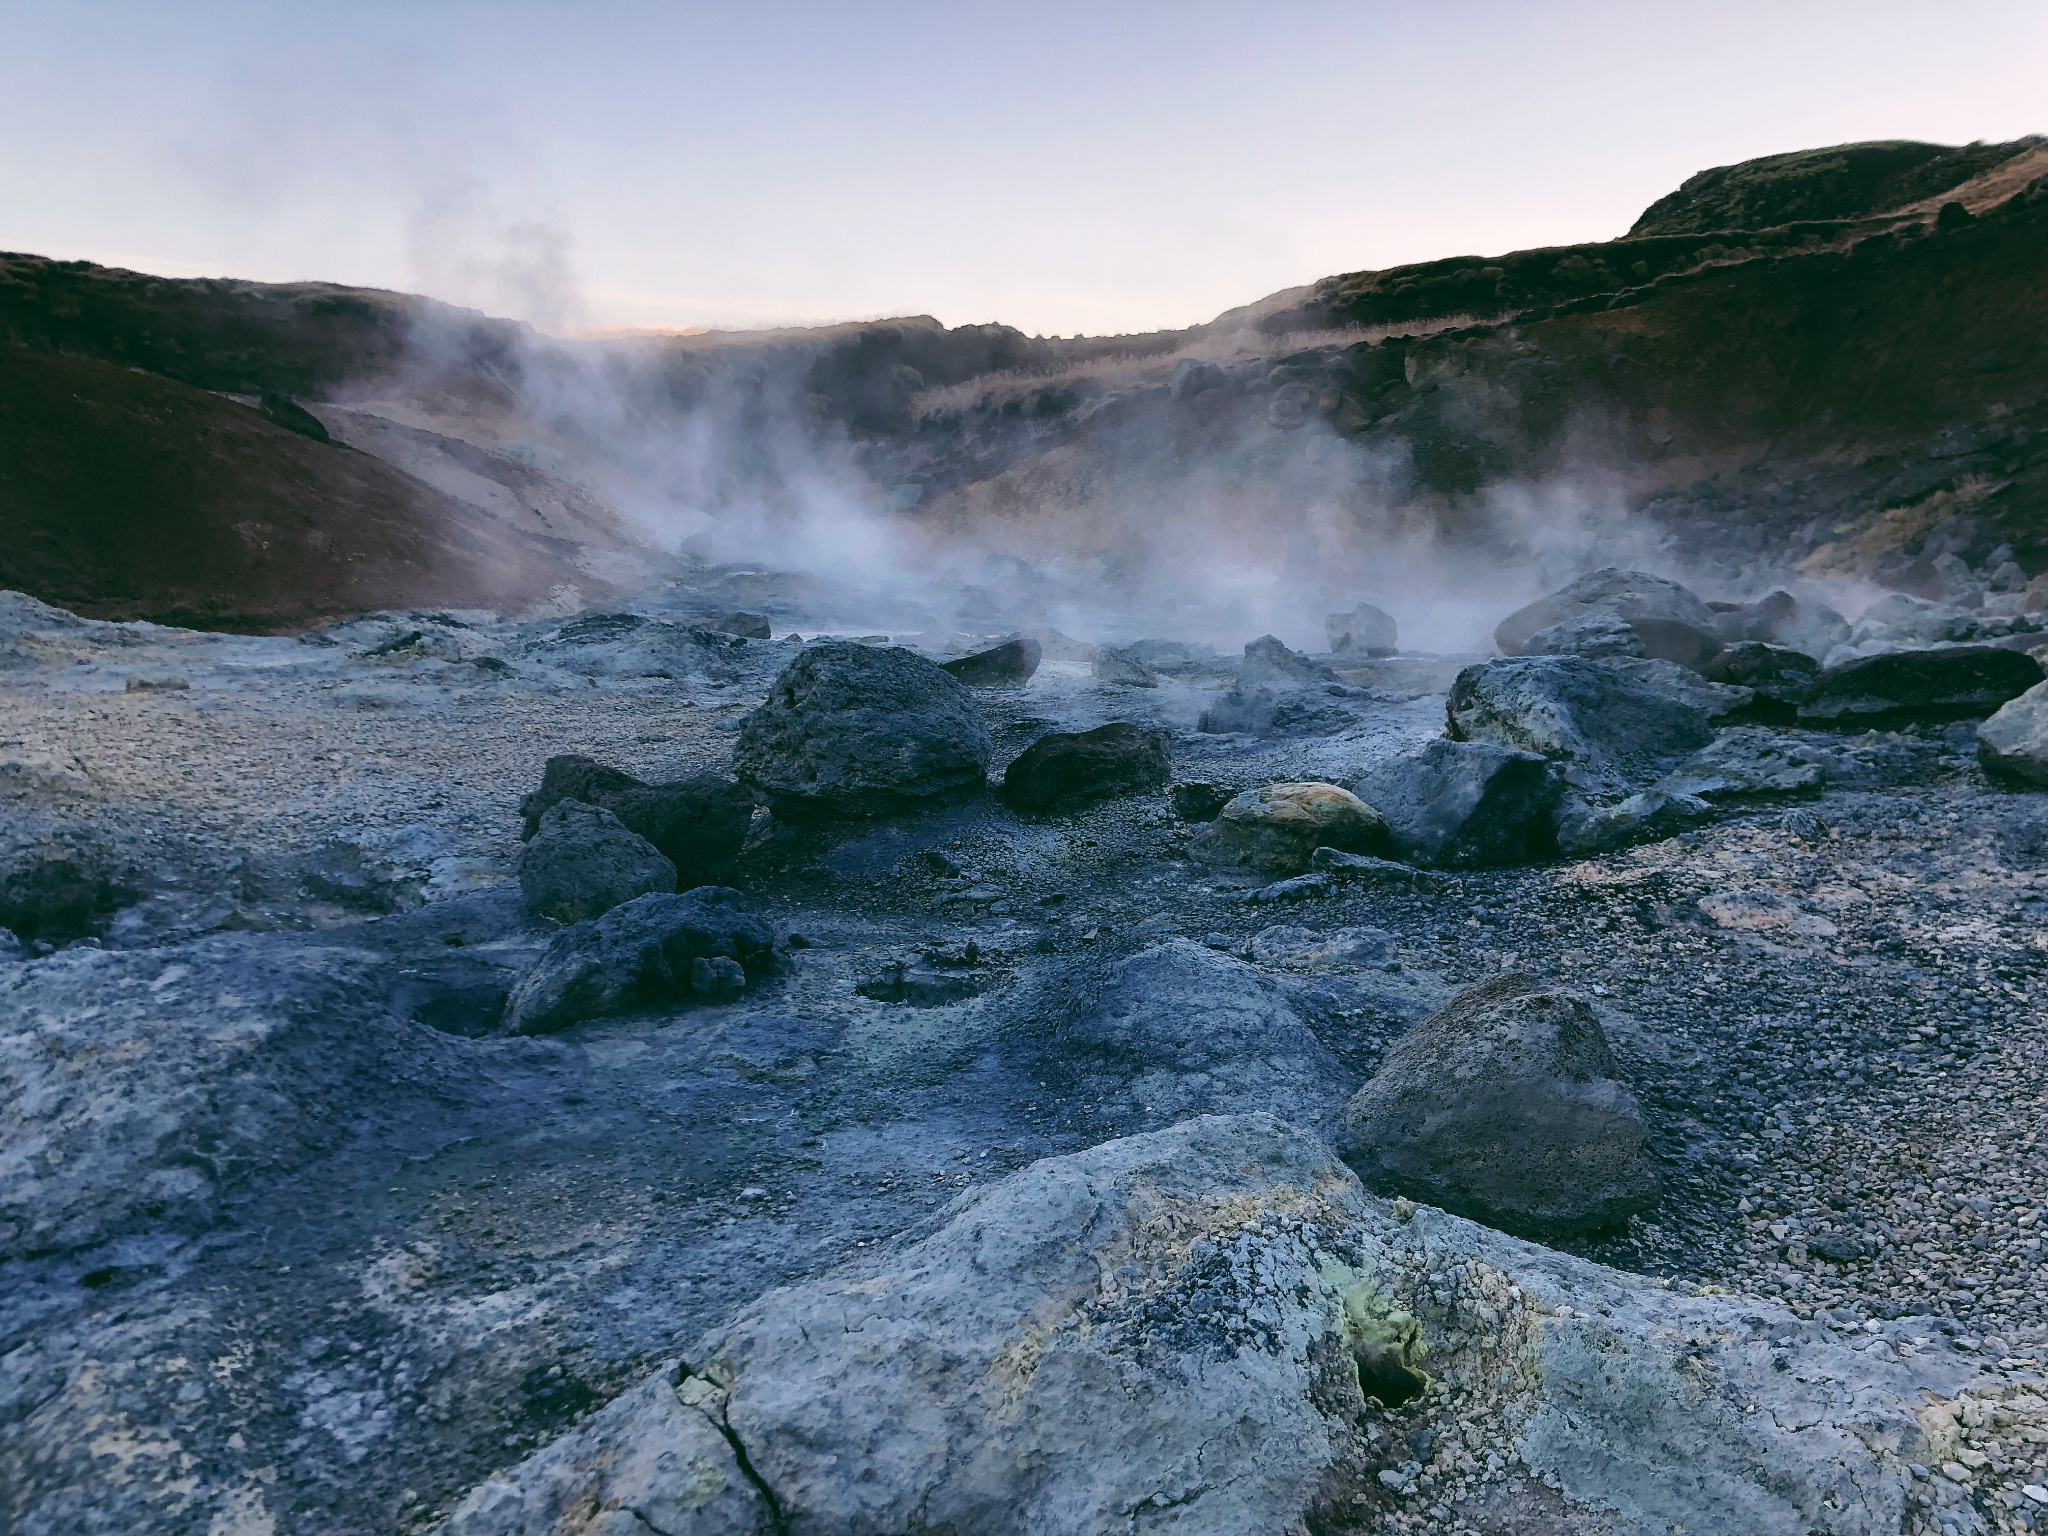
[[733, 641, 993, 814], [1495, 570, 1722, 670], [940, 635, 1042, 687], [1798, 645, 2045, 726], [1349, 739, 1564, 867], [1707, 591, 1850, 658], [517, 802, 676, 924], [1702, 641, 1820, 718], [1343, 974, 1661, 1238], [519, 755, 754, 889], [1000, 723, 1170, 810], [1447, 656, 1714, 776]]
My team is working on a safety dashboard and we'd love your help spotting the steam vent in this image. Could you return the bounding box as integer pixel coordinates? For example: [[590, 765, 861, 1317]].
[[5, 59, 2048, 1535]]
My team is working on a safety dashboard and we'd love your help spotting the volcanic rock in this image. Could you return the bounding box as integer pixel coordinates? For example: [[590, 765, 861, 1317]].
[[1122, 638, 1215, 675], [1446, 656, 1714, 775], [1495, 568, 1722, 669], [1240, 633, 1339, 684], [1324, 602, 1398, 655], [1604, 656, 1755, 720], [519, 755, 754, 888], [517, 801, 677, 924], [1703, 641, 1820, 718], [517, 754, 643, 837], [1343, 974, 1661, 1238], [1524, 608, 1648, 660], [1976, 681, 2048, 785], [690, 610, 771, 639], [733, 641, 993, 813], [1660, 728, 1829, 801], [1555, 786, 1717, 856], [1090, 645, 1158, 687], [1708, 590, 1850, 656], [1168, 780, 1236, 821], [1798, 645, 2045, 726], [1350, 739, 1564, 867], [1196, 685, 1351, 737], [1000, 722, 1170, 810], [940, 635, 1041, 687], [502, 887, 774, 1035], [1192, 782, 1389, 876], [0, 832, 127, 945]]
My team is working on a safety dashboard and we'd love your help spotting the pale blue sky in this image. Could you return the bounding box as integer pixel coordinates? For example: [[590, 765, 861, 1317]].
[[3, 1, 2043, 335]]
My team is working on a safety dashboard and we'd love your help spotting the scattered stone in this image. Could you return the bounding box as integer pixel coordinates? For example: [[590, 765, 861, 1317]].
[[1976, 681, 2048, 786], [1000, 722, 1170, 811], [1495, 568, 1722, 669], [1799, 645, 2044, 726], [1350, 738, 1564, 867], [1708, 590, 1850, 657], [1250, 924, 1392, 969], [1240, 633, 1339, 684], [1343, 974, 1661, 1238], [733, 641, 994, 814], [688, 955, 748, 1003], [1660, 727, 1828, 801], [1703, 641, 1820, 718], [856, 962, 982, 1006], [1325, 603, 1398, 656], [1447, 656, 1714, 776], [1308, 847, 1451, 892], [517, 801, 677, 923], [1525, 609, 1647, 660], [1167, 780, 1236, 821], [1090, 645, 1158, 688], [690, 610, 771, 640], [1850, 593, 1979, 648], [502, 888, 774, 1034], [1192, 782, 1391, 876], [940, 635, 1041, 687]]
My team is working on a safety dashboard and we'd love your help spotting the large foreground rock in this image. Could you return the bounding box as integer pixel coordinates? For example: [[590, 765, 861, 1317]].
[[1344, 974, 1660, 1238], [503, 888, 776, 1035], [450, 1114, 1983, 1536], [1495, 568, 1722, 669], [1799, 644, 2045, 725], [1000, 722, 1170, 810], [733, 641, 993, 813], [520, 754, 755, 888], [1192, 781, 1389, 875], [518, 801, 677, 923], [1349, 739, 1563, 867], [1977, 679, 2048, 785], [1447, 656, 1714, 777]]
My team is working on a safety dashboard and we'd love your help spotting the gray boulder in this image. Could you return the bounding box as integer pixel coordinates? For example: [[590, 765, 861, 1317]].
[[520, 754, 755, 888], [1496, 568, 1722, 669], [1604, 656, 1755, 720], [450, 1113, 1978, 1536], [1054, 941, 1349, 1129], [691, 610, 771, 640], [1799, 645, 2045, 726], [940, 635, 1041, 687], [1000, 722, 1170, 810], [1240, 633, 1339, 684], [1447, 656, 1714, 777], [1703, 641, 1820, 719], [1195, 685, 1351, 738], [1849, 593, 1978, 648], [733, 641, 993, 814], [1192, 781, 1390, 876], [1555, 786, 1716, 856], [1090, 645, 1157, 687], [517, 801, 677, 924], [1349, 738, 1564, 867], [1344, 973, 1660, 1238], [1122, 638, 1214, 674], [1977, 680, 2048, 785], [1524, 609, 1646, 660], [503, 888, 775, 1035], [1660, 728, 1828, 801], [1324, 602, 1397, 655], [1708, 590, 1850, 656]]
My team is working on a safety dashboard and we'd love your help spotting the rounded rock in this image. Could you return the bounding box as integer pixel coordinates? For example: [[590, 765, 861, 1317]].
[[1192, 782, 1389, 876]]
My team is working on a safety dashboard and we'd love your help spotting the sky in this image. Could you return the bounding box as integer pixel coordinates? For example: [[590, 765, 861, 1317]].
[[3, 1, 2044, 338]]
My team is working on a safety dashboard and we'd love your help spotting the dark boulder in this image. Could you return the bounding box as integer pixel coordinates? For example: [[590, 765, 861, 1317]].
[[1349, 739, 1564, 867], [1001, 723, 1171, 811], [0, 834, 129, 944], [1446, 656, 1713, 776], [733, 641, 993, 814], [1090, 646, 1158, 688], [691, 611, 772, 640], [941, 636, 1042, 688], [1167, 781, 1236, 821], [1122, 639, 1215, 675], [504, 888, 775, 1034], [1703, 642, 1820, 719], [1496, 569, 1721, 669], [1798, 645, 2045, 726], [518, 801, 677, 924], [518, 755, 643, 838], [520, 754, 754, 888], [1523, 610, 1646, 661], [1342, 974, 1661, 1239]]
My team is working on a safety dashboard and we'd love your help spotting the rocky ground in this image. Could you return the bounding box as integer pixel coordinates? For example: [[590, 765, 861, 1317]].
[[5, 577, 2048, 1535]]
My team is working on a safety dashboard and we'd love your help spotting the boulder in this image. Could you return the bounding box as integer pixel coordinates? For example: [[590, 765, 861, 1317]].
[[1167, 780, 1236, 821], [1122, 638, 1215, 674], [1495, 568, 1721, 669], [0, 832, 127, 945], [1707, 590, 1849, 656], [450, 1114, 1967, 1536], [1196, 685, 1350, 737], [1798, 645, 2045, 726], [1603, 656, 1755, 720], [502, 888, 775, 1035], [1849, 593, 1978, 648], [691, 610, 771, 640], [1555, 786, 1716, 856], [519, 754, 754, 887], [1702, 641, 1820, 718], [1523, 609, 1647, 660], [1324, 602, 1398, 655], [733, 641, 993, 814], [940, 635, 1041, 687], [1053, 942, 1348, 1129], [1977, 680, 2048, 786], [1192, 782, 1390, 876], [1090, 645, 1157, 688], [517, 801, 677, 924], [1446, 656, 1714, 776], [1343, 974, 1660, 1238], [1349, 739, 1564, 867], [1000, 722, 1170, 811], [1659, 728, 1828, 801], [1240, 633, 1339, 684]]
